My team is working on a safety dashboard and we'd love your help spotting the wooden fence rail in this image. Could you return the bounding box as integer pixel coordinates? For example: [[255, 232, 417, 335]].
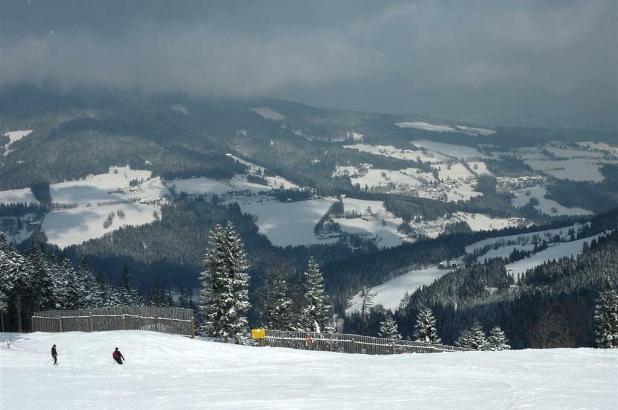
[[32, 306, 195, 337], [259, 329, 468, 354]]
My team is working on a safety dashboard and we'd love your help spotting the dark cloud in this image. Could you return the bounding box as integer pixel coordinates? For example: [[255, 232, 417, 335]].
[[1, 0, 616, 130]]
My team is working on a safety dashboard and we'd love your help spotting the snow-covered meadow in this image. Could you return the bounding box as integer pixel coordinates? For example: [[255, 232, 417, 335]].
[[1, 331, 615, 410]]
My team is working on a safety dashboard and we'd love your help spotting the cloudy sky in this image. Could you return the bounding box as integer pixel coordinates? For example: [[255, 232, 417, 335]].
[[1, 0, 616, 130]]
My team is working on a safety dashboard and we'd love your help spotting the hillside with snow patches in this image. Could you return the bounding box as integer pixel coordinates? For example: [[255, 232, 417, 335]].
[[1, 331, 616, 410], [346, 223, 609, 313]]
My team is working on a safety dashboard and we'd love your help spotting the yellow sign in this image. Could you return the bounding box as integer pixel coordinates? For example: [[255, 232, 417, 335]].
[[251, 328, 266, 339]]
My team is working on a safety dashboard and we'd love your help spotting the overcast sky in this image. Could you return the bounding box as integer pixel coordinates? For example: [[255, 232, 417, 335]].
[[1, 0, 616, 130]]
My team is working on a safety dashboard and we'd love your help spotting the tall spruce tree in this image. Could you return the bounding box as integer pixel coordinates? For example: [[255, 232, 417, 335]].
[[262, 268, 294, 330], [199, 222, 250, 343], [487, 326, 510, 350], [414, 307, 441, 344], [378, 312, 402, 340], [594, 275, 618, 348], [298, 258, 331, 332]]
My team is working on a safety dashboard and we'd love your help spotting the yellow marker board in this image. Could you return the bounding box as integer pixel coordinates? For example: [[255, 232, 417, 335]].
[[251, 328, 266, 339]]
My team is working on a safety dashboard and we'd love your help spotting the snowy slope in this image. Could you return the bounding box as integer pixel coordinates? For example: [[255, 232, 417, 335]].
[[512, 186, 593, 216], [0, 187, 38, 205], [1, 331, 616, 410], [505, 232, 608, 276], [346, 266, 446, 313], [236, 197, 338, 247], [2, 130, 32, 156]]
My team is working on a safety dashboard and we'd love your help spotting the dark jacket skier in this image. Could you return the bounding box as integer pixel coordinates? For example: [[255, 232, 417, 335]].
[[51, 344, 58, 365], [112, 347, 125, 364]]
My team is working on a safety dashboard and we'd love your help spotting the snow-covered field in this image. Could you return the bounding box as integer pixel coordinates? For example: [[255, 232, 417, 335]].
[[251, 107, 286, 121], [505, 232, 609, 276], [237, 197, 338, 247], [346, 266, 446, 313], [395, 121, 495, 136], [512, 186, 593, 216], [1, 331, 615, 410], [0, 187, 37, 205], [41, 202, 160, 248], [411, 140, 486, 160], [2, 129, 32, 156], [0, 166, 169, 247]]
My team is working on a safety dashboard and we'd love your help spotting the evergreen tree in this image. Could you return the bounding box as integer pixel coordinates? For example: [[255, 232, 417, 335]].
[[594, 275, 618, 348], [378, 312, 402, 340], [359, 286, 375, 334], [457, 321, 487, 350], [117, 264, 142, 306], [262, 268, 294, 330], [298, 258, 331, 332], [487, 326, 510, 350], [414, 307, 441, 344], [199, 222, 250, 343]]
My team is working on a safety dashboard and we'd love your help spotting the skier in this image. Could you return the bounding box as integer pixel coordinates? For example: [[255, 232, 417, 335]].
[[51, 344, 58, 365], [5, 340, 10, 350], [112, 347, 125, 365]]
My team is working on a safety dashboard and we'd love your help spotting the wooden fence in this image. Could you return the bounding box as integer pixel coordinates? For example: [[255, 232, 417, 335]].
[[259, 329, 468, 354], [32, 306, 195, 337]]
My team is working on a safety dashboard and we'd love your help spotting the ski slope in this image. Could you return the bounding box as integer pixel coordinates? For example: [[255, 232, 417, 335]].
[[1, 331, 616, 410]]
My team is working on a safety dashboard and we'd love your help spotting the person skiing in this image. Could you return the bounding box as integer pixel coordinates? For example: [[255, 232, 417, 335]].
[[51, 344, 58, 365], [112, 347, 125, 365]]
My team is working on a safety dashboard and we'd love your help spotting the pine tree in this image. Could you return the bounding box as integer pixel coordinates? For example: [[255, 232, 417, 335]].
[[594, 275, 618, 348], [378, 312, 402, 340], [414, 307, 441, 344], [262, 268, 294, 330], [457, 321, 487, 350], [487, 326, 510, 350], [298, 258, 331, 332], [117, 264, 142, 306], [199, 222, 250, 343]]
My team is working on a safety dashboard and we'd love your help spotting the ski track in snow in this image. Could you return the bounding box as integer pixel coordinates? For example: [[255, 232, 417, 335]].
[[1, 331, 616, 410]]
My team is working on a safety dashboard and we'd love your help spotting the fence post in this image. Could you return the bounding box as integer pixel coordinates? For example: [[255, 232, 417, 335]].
[[59, 317, 63, 332], [155, 316, 159, 332], [391, 341, 395, 354], [191, 319, 196, 338], [89, 315, 94, 332], [351, 337, 356, 354], [122, 314, 126, 330]]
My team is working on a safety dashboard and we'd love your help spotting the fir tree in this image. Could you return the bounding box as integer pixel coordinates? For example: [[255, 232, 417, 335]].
[[379, 312, 402, 340], [594, 275, 618, 348], [457, 321, 487, 350], [262, 268, 294, 330], [298, 258, 331, 332], [414, 307, 441, 344], [487, 326, 510, 350], [199, 222, 250, 343]]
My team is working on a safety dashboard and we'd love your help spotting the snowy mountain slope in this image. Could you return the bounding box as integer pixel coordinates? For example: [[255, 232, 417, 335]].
[[2, 130, 32, 156], [505, 232, 609, 276], [1, 331, 615, 410], [346, 265, 447, 313]]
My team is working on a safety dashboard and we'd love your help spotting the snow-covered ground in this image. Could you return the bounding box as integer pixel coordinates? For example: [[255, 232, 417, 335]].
[[0, 166, 170, 248], [0, 187, 38, 205], [251, 107, 286, 121], [395, 121, 495, 136], [412, 140, 486, 159], [2, 129, 32, 156], [236, 197, 338, 247], [505, 232, 609, 276], [512, 186, 593, 216], [465, 223, 588, 256], [41, 202, 160, 248], [346, 266, 446, 313], [2, 331, 615, 410]]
